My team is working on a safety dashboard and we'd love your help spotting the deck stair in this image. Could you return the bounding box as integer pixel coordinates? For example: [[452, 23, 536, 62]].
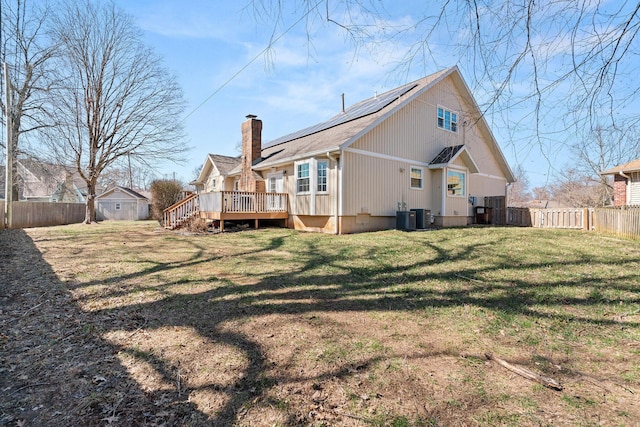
[[163, 193, 200, 229]]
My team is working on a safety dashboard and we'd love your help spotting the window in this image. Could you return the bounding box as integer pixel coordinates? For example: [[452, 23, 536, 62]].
[[296, 162, 310, 193], [410, 166, 423, 189], [437, 106, 458, 132], [447, 170, 466, 196], [317, 161, 328, 192], [115, 203, 121, 210]]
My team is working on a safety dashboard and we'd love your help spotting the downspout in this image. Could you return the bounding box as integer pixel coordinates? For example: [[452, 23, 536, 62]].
[[327, 151, 340, 234], [441, 167, 447, 224]]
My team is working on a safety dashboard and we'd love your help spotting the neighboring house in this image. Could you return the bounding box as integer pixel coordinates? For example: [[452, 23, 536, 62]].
[[191, 154, 241, 193], [0, 159, 88, 202], [173, 66, 515, 233], [96, 186, 149, 220], [601, 159, 640, 206]]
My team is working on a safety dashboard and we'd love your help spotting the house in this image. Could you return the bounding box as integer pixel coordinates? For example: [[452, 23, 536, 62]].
[[96, 186, 149, 220], [191, 154, 240, 193], [169, 66, 515, 233], [0, 159, 87, 202], [601, 159, 640, 206]]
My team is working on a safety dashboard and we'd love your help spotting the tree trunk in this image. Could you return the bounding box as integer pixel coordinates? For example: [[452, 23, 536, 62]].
[[84, 184, 96, 224]]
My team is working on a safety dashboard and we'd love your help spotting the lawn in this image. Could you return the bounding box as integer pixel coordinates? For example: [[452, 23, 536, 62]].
[[2, 221, 639, 426]]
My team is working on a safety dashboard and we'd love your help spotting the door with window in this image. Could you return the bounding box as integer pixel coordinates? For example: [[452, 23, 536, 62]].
[[267, 172, 284, 210]]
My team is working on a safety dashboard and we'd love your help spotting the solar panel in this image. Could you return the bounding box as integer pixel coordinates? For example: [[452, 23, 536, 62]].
[[429, 145, 464, 165], [264, 82, 418, 148]]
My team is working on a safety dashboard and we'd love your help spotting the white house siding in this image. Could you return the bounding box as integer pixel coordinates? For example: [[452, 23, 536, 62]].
[[342, 150, 431, 216], [343, 75, 508, 227], [630, 172, 640, 205], [284, 159, 337, 217]]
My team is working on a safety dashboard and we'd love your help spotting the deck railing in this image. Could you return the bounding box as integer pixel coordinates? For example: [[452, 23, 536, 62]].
[[163, 192, 199, 229], [164, 191, 288, 229], [199, 191, 288, 213]]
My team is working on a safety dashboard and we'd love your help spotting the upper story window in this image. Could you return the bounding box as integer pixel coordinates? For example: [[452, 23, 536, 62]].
[[437, 106, 458, 132], [317, 161, 328, 192], [296, 162, 310, 193], [410, 166, 423, 189]]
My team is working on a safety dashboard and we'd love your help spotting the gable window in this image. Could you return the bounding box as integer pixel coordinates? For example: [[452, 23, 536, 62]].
[[296, 162, 310, 193], [115, 203, 121, 210], [410, 166, 423, 189], [447, 169, 466, 196], [437, 106, 458, 132], [317, 161, 328, 192]]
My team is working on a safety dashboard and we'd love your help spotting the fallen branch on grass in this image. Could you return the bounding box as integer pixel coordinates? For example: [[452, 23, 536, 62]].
[[485, 352, 563, 390]]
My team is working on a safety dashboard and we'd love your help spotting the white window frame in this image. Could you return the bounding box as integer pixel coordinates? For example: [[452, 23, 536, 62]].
[[317, 160, 329, 193], [447, 168, 466, 197], [410, 166, 423, 190], [296, 161, 311, 194], [437, 105, 458, 133], [115, 202, 121, 210]]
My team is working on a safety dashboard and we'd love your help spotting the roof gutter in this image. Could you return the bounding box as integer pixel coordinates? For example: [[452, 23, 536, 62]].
[[619, 171, 631, 179], [326, 151, 340, 235]]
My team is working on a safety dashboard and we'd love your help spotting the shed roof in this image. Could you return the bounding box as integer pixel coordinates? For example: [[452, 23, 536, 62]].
[[96, 186, 149, 200]]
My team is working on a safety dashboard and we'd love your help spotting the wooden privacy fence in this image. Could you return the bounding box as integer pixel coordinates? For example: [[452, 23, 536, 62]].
[[1, 201, 85, 229], [507, 206, 640, 240], [594, 207, 640, 240], [507, 208, 594, 230]]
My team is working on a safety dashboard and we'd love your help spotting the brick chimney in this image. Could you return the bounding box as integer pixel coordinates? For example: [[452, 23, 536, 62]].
[[238, 114, 265, 192]]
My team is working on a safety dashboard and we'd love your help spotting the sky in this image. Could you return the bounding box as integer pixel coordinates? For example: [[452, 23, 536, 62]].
[[108, 0, 637, 189]]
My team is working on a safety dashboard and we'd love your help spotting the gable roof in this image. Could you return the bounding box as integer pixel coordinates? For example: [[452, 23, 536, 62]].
[[208, 154, 241, 175], [429, 144, 480, 173], [193, 154, 241, 185], [96, 186, 149, 200], [0, 159, 89, 200], [254, 66, 514, 182], [256, 68, 451, 169], [601, 158, 640, 175]]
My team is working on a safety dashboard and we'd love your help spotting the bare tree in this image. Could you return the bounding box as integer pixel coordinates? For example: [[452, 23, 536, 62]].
[[548, 168, 602, 208], [44, 0, 187, 223], [572, 124, 640, 205], [1, 0, 59, 199], [247, 1, 640, 155], [507, 163, 531, 206]]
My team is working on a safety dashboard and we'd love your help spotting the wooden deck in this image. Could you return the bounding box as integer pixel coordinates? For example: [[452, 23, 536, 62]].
[[164, 191, 288, 231]]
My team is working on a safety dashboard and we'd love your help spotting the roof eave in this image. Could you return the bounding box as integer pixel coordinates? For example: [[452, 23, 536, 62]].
[[254, 147, 342, 170]]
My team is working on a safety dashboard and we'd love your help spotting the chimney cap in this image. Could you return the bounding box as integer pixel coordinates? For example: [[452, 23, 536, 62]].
[[246, 114, 257, 119]]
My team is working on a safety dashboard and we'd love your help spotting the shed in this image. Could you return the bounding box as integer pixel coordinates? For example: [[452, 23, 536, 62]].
[[96, 186, 149, 220]]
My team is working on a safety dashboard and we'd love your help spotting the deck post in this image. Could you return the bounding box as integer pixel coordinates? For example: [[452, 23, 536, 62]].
[[255, 218, 259, 229]]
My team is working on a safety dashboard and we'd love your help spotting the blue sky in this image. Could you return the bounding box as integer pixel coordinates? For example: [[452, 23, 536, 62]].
[[110, 0, 624, 189]]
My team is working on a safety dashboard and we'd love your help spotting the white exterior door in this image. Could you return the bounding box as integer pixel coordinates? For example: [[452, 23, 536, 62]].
[[267, 172, 284, 210]]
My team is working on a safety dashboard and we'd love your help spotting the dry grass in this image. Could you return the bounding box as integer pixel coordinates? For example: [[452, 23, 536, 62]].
[[2, 220, 640, 426]]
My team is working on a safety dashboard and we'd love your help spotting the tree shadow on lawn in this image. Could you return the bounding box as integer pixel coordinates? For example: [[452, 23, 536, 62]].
[[3, 228, 639, 425]]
